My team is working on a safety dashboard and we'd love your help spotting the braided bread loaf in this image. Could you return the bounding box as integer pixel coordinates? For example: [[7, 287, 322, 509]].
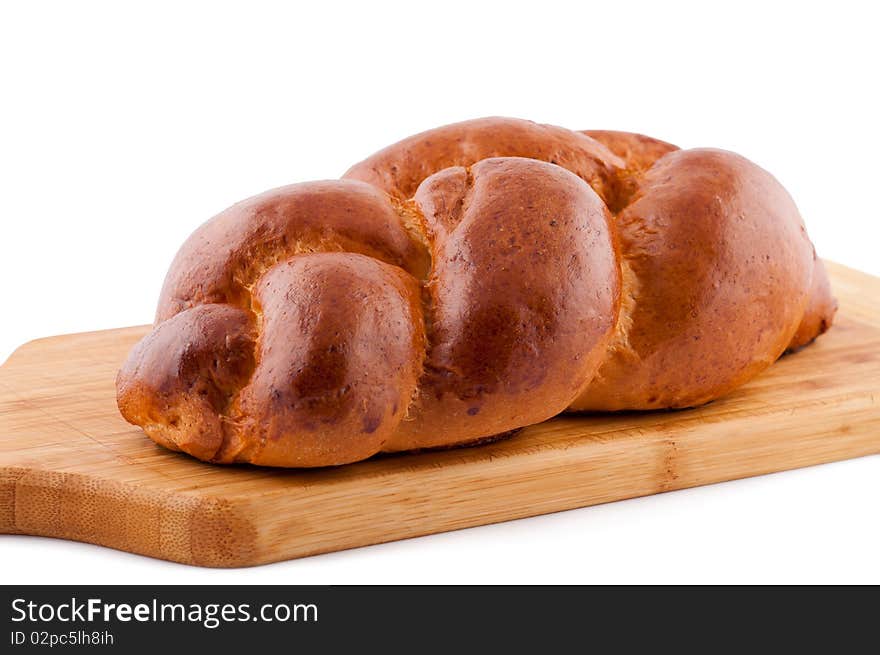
[[117, 118, 836, 467]]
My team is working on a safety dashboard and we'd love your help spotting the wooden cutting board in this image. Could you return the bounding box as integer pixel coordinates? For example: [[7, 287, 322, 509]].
[[1, 261, 878, 567]]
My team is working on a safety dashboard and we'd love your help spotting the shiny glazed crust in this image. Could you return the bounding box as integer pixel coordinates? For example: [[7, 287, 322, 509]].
[[117, 118, 836, 467]]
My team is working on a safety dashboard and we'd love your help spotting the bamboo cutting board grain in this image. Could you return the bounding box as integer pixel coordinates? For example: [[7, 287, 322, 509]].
[[1, 261, 878, 567]]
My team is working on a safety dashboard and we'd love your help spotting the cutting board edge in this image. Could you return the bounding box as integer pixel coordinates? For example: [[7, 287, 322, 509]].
[[5, 439, 880, 569], [0, 464, 259, 567]]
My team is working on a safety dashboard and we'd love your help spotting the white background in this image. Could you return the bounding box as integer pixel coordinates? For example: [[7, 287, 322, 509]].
[[1, 1, 878, 583]]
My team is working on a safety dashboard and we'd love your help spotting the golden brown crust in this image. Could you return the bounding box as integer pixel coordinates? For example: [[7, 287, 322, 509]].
[[117, 117, 836, 467], [570, 148, 814, 410], [582, 130, 680, 213], [230, 254, 425, 466], [386, 158, 619, 450], [116, 304, 257, 461], [344, 117, 625, 203], [787, 257, 838, 352], [581, 130, 679, 173], [156, 179, 430, 323], [117, 156, 620, 465]]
